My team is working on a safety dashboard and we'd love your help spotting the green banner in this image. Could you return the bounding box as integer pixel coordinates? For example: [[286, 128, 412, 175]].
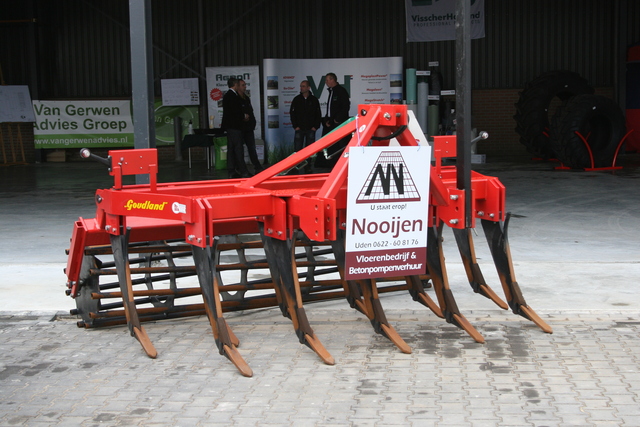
[[154, 101, 199, 146]]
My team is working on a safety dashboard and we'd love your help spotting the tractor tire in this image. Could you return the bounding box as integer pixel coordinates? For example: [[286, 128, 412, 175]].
[[550, 94, 626, 169], [514, 71, 594, 159]]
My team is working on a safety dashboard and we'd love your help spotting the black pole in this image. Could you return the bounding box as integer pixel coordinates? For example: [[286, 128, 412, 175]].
[[197, 0, 208, 130], [129, 0, 155, 184], [174, 116, 183, 161], [455, 0, 472, 228]]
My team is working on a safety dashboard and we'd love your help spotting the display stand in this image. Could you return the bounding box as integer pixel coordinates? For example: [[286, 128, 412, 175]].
[[182, 129, 227, 169], [0, 123, 28, 165], [182, 134, 213, 169], [1, 85, 35, 164]]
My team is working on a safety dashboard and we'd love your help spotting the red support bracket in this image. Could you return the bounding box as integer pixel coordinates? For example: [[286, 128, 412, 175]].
[[109, 148, 158, 191]]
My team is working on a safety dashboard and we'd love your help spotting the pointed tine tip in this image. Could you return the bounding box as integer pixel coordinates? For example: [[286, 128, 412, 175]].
[[451, 313, 485, 344], [304, 333, 335, 365], [223, 345, 253, 377], [478, 284, 509, 310], [416, 293, 444, 318], [237, 364, 254, 377], [519, 305, 553, 334], [379, 323, 412, 354], [133, 326, 158, 359]]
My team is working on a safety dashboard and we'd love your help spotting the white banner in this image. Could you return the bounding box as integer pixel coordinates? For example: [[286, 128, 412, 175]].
[[32, 100, 134, 148], [0, 85, 35, 122], [206, 66, 261, 139], [263, 57, 403, 163], [345, 146, 430, 280], [405, 0, 485, 42], [161, 78, 200, 106]]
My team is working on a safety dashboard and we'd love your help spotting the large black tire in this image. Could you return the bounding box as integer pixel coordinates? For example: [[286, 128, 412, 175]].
[[514, 71, 594, 158], [550, 94, 626, 169]]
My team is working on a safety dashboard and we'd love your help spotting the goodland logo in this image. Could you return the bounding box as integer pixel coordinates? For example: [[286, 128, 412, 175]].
[[124, 200, 168, 211]]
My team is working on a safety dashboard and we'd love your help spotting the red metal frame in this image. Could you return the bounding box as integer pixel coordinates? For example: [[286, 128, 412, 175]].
[[554, 130, 632, 171], [65, 104, 507, 296], [431, 135, 505, 227], [580, 129, 630, 171]]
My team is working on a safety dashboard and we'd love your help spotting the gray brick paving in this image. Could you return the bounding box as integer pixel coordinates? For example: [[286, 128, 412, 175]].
[[1, 309, 640, 426]]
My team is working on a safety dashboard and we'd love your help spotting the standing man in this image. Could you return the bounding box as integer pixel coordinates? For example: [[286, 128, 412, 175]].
[[291, 80, 322, 150], [321, 73, 350, 136], [221, 77, 252, 178], [318, 72, 351, 168], [290, 80, 321, 172], [236, 79, 264, 174]]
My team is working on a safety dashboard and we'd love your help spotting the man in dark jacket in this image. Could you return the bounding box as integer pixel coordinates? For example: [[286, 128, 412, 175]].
[[317, 72, 351, 168], [321, 73, 350, 136], [290, 80, 322, 152], [236, 79, 263, 174], [221, 77, 252, 178]]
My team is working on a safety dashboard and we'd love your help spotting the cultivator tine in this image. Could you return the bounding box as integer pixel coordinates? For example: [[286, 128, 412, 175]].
[[481, 214, 553, 334], [192, 240, 252, 377], [405, 275, 444, 318], [261, 227, 334, 365], [109, 229, 157, 358], [330, 230, 410, 353], [359, 278, 412, 354], [427, 224, 485, 343], [451, 227, 509, 310]]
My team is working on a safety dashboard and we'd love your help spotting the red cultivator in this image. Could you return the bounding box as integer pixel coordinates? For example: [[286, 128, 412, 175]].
[[65, 104, 551, 377]]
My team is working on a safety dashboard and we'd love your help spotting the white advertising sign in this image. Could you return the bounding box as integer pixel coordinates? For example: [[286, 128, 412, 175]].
[[0, 85, 35, 123], [32, 100, 134, 148], [161, 78, 200, 106], [345, 146, 431, 280], [405, 0, 485, 42], [263, 57, 403, 163], [206, 66, 261, 139]]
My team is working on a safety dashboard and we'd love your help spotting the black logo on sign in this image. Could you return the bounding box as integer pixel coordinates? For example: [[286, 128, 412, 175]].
[[356, 151, 421, 203]]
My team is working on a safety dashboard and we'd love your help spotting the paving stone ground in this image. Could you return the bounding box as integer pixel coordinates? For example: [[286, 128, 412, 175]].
[[1, 308, 639, 426], [2, 155, 640, 426]]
